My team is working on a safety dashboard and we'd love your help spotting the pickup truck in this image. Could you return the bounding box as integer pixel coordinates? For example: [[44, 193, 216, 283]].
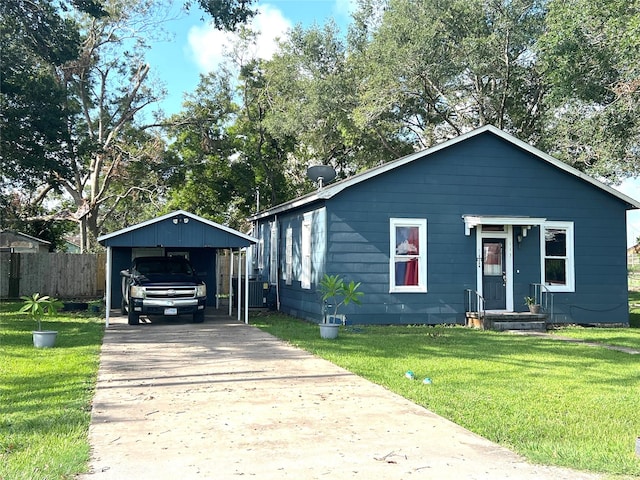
[[120, 256, 207, 325]]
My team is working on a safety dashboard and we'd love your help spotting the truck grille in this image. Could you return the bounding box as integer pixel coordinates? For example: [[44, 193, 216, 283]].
[[144, 287, 197, 299]]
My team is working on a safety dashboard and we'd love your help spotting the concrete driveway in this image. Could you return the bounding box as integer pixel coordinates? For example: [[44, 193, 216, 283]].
[[79, 311, 600, 480]]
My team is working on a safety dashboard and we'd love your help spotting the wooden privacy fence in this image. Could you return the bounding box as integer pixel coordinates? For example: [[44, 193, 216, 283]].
[[0, 252, 106, 300]]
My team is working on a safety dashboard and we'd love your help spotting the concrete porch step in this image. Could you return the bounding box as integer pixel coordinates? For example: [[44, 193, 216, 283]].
[[491, 321, 547, 332], [466, 312, 548, 332]]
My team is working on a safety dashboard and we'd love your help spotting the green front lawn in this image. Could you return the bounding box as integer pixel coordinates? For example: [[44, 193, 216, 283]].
[[550, 326, 640, 350], [251, 313, 640, 478], [0, 302, 104, 480], [2, 294, 640, 479]]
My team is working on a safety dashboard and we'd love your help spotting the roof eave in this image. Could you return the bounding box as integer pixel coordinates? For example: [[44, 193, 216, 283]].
[[247, 125, 640, 221], [98, 210, 257, 244]]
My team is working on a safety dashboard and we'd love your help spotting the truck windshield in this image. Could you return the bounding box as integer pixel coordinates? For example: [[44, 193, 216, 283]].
[[136, 259, 193, 275]]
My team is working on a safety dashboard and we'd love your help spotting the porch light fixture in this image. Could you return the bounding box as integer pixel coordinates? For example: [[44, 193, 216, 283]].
[[517, 225, 532, 246]]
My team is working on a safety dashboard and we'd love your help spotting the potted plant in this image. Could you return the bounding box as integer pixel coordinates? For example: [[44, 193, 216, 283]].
[[19, 293, 63, 348], [318, 274, 364, 339], [524, 296, 541, 314]]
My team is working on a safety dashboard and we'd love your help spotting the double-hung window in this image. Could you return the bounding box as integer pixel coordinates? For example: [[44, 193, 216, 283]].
[[285, 227, 293, 285], [390, 218, 427, 293], [269, 222, 278, 284], [541, 222, 574, 292], [257, 224, 265, 269], [301, 214, 312, 289]]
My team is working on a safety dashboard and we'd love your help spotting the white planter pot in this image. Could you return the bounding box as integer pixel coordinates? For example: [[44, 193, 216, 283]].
[[319, 323, 340, 339], [33, 330, 58, 348]]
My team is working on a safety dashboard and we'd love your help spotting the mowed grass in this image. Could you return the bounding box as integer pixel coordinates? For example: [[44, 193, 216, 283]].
[[2, 286, 639, 479], [250, 313, 640, 477], [0, 302, 104, 480], [550, 326, 640, 350]]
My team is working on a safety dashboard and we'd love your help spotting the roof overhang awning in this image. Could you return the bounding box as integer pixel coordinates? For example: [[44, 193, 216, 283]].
[[462, 215, 547, 236]]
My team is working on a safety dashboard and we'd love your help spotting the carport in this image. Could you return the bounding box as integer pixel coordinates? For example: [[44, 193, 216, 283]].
[[97, 210, 257, 327]]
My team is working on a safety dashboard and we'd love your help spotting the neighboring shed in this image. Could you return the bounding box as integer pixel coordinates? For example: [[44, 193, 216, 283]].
[[97, 210, 257, 326], [0, 230, 51, 253], [248, 125, 640, 327]]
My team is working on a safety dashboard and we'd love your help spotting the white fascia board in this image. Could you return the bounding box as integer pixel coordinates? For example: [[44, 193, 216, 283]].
[[247, 125, 640, 222], [483, 126, 640, 210], [462, 215, 547, 236], [98, 210, 257, 244]]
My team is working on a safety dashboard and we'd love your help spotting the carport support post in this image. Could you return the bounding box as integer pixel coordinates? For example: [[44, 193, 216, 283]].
[[228, 249, 233, 317], [105, 246, 112, 328], [237, 250, 242, 322]]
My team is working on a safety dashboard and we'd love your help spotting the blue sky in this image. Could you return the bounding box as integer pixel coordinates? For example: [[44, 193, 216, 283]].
[[145, 0, 355, 117], [142, 0, 640, 245]]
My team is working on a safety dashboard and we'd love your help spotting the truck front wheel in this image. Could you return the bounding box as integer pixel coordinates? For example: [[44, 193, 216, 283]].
[[128, 309, 140, 325]]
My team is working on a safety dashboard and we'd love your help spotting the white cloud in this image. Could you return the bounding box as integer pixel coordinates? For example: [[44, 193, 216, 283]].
[[618, 177, 640, 202], [187, 4, 291, 73], [333, 0, 358, 18]]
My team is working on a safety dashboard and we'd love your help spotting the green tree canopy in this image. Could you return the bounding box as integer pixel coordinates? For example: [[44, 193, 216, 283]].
[[0, 0, 83, 188], [538, 0, 640, 182], [351, 0, 547, 147]]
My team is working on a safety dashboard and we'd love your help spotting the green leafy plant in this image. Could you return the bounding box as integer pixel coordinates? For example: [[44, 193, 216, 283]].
[[319, 274, 364, 322], [524, 296, 536, 306], [19, 293, 64, 331]]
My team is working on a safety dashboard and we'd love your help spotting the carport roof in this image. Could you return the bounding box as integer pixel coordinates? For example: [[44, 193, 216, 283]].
[[97, 210, 256, 248]]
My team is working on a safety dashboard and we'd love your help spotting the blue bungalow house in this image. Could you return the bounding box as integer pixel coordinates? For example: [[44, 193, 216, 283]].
[[247, 125, 640, 326]]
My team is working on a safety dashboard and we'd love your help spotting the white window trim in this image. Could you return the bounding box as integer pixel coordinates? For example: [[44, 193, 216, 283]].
[[269, 222, 278, 285], [301, 214, 312, 289], [540, 221, 575, 292], [285, 227, 292, 285], [389, 218, 427, 293], [257, 224, 264, 269]]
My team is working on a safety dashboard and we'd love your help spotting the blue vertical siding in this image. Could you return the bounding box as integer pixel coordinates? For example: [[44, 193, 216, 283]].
[[260, 207, 327, 322], [255, 132, 631, 326]]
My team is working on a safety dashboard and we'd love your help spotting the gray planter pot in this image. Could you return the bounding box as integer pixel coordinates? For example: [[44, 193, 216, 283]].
[[33, 330, 58, 348], [319, 323, 340, 339]]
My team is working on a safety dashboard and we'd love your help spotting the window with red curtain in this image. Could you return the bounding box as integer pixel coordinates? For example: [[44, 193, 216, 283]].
[[390, 219, 427, 292]]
